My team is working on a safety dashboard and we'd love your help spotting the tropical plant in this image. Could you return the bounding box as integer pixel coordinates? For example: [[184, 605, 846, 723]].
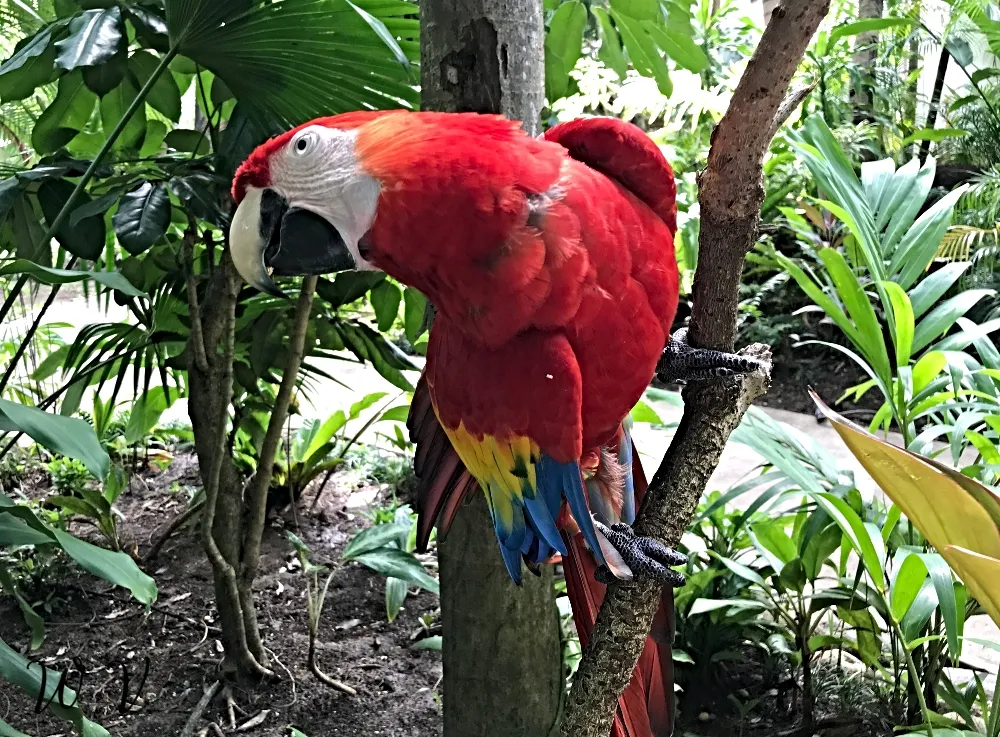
[[773, 114, 1000, 452], [341, 503, 439, 623]]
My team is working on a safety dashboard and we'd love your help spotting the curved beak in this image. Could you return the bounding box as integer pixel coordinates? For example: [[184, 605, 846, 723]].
[[230, 187, 356, 296]]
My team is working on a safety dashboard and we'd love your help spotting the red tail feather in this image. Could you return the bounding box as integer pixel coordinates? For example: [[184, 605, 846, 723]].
[[561, 452, 675, 737]]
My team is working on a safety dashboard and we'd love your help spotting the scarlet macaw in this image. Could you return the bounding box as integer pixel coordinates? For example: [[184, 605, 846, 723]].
[[229, 111, 756, 737]]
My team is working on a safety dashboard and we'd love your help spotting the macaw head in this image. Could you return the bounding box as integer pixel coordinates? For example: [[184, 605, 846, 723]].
[[229, 110, 397, 295], [229, 110, 564, 299]]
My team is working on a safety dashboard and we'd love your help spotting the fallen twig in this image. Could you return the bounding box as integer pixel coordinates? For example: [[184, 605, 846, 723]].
[[179, 680, 221, 737]]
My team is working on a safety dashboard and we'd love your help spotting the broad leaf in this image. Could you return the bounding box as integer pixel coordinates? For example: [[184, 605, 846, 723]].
[[56, 8, 123, 71], [113, 182, 171, 254], [0, 637, 111, 737], [347, 549, 439, 595], [0, 495, 157, 605], [814, 394, 1000, 628], [0, 400, 109, 479], [828, 17, 914, 46], [100, 73, 147, 151], [370, 279, 402, 332], [545, 0, 587, 101], [617, 16, 672, 97], [594, 8, 627, 78], [32, 70, 98, 154], [129, 50, 181, 121], [37, 178, 107, 260], [0, 24, 63, 103]]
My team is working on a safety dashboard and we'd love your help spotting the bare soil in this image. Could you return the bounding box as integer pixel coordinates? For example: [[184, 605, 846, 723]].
[[0, 454, 443, 737]]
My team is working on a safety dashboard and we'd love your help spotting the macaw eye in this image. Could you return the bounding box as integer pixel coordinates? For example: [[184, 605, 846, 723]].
[[293, 132, 315, 155]]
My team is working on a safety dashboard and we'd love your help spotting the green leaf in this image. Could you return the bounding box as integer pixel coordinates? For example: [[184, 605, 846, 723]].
[[112, 182, 170, 254], [386, 576, 407, 621], [317, 272, 385, 308], [545, 0, 587, 101], [889, 185, 966, 291], [899, 128, 968, 149], [82, 40, 127, 95], [645, 23, 708, 74], [100, 73, 147, 151], [370, 279, 402, 332], [32, 70, 98, 154], [908, 262, 970, 319], [0, 400, 109, 479], [609, 0, 660, 21], [409, 635, 442, 651], [53, 524, 156, 603], [0, 26, 61, 103], [129, 50, 181, 121], [882, 281, 914, 368], [402, 286, 426, 343], [912, 290, 993, 354], [0, 513, 56, 547], [828, 17, 913, 46], [749, 519, 796, 567], [0, 562, 45, 650], [125, 386, 177, 444], [70, 189, 120, 226], [0, 260, 144, 297], [890, 552, 928, 621], [811, 492, 886, 590], [343, 521, 410, 559], [594, 8, 627, 79], [630, 399, 662, 425], [348, 548, 439, 595], [0, 637, 111, 737], [617, 16, 671, 96], [0, 716, 32, 737], [56, 8, 122, 70], [37, 178, 107, 260], [346, 0, 410, 68], [919, 552, 961, 659]]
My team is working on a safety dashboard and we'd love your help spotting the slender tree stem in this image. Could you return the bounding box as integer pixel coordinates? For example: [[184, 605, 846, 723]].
[[239, 276, 317, 589]]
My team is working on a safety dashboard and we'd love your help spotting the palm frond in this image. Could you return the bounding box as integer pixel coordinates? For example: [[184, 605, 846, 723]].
[[937, 222, 1000, 261]]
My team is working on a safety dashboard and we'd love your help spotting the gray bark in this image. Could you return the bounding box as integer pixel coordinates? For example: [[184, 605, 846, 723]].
[[560, 2, 829, 734], [420, 1, 563, 736]]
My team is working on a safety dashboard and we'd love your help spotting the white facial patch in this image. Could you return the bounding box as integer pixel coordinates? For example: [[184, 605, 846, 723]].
[[269, 125, 381, 270]]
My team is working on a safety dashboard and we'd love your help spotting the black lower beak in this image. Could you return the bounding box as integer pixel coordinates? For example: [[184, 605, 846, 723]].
[[260, 189, 356, 277]]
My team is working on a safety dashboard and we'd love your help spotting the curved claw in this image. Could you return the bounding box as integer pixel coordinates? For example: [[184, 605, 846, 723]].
[[657, 327, 762, 384], [593, 521, 687, 588]]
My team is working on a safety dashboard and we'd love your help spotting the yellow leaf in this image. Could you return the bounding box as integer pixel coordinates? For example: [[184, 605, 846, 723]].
[[811, 391, 1000, 627], [946, 546, 1000, 627]]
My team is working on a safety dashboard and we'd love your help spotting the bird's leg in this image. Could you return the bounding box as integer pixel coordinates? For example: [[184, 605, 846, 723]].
[[657, 327, 762, 384], [592, 520, 686, 588]]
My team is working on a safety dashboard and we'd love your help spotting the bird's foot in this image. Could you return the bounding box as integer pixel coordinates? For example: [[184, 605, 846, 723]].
[[593, 521, 686, 588], [657, 327, 763, 384]]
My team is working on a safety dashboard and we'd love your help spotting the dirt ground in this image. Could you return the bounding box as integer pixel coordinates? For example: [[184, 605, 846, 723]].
[[0, 455, 443, 737]]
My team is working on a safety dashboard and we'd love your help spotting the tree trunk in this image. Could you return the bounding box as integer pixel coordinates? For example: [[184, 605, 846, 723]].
[[420, 2, 563, 735], [920, 43, 950, 164], [850, 0, 884, 123]]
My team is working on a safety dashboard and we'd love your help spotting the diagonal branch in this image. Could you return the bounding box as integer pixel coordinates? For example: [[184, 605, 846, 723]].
[[559, 2, 830, 735]]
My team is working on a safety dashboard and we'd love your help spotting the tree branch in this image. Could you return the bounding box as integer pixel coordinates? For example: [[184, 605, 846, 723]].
[[560, 2, 828, 734], [240, 275, 317, 588]]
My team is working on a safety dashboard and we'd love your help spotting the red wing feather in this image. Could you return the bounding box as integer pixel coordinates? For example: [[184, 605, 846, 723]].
[[407, 374, 476, 551]]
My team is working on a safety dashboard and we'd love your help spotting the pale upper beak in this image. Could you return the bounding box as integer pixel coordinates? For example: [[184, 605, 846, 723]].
[[230, 186, 357, 296]]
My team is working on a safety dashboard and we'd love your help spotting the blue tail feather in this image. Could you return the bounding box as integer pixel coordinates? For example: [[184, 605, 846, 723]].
[[619, 426, 637, 525]]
